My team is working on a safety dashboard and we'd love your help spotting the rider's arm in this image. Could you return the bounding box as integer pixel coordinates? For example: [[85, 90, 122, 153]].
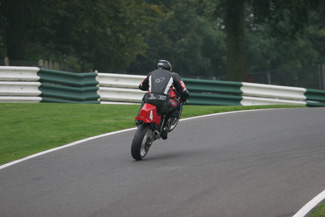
[[139, 75, 149, 91], [172, 73, 190, 102]]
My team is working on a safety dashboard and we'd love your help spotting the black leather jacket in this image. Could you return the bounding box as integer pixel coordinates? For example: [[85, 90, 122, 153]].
[[139, 69, 190, 102]]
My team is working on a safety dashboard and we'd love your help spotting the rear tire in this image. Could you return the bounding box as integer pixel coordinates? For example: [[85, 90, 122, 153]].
[[131, 124, 153, 160]]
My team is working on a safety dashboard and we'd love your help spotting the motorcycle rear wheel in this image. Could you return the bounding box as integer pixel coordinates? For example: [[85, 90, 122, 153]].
[[131, 124, 153, 160]]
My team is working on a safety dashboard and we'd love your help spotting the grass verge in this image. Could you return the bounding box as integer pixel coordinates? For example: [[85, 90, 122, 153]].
[[309, 203, 325, 217], [0, 103, 304, 165]]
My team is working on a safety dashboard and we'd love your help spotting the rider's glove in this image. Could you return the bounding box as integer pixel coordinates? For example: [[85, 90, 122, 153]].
[[180, 89, 190, 102]]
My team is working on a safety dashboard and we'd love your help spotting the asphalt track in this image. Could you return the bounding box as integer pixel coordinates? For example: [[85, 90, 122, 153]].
[[1, 108, 325, 217]]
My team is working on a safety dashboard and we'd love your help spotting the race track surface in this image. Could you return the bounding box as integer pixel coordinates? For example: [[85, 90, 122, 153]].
[[1, 108, 325, 217]]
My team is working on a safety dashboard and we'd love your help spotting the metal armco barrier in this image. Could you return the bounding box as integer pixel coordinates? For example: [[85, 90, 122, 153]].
[[1, 67, 325, 106], [240, 82, 307, 106], [0, 66, 40, 81], [241, 82, 306, 101], [0, 82, 41, 96], [0, 66, 42, 103], [99, 87, 144, 103], [241, 96, 306, 106], [97, 73, 144, 104], [97, 73, 144, 89]]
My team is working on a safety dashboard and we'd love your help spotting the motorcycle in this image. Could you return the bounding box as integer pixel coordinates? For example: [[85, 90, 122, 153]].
[[131, 92, 183, 161]]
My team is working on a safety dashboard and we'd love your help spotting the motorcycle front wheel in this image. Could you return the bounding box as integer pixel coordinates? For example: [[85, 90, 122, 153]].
[[168, 105, 183, 132], [131, 124, 153, 160]]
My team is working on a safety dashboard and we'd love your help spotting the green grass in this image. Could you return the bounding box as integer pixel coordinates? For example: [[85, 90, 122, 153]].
[[0, 103, 304, 165], [309, 203, 325, 217]]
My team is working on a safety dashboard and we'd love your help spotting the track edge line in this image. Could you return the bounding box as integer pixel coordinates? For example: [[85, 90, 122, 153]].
[[293, 190, 325, 217]]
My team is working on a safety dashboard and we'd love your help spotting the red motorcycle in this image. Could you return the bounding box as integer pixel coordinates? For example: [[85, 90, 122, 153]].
[[131, 91, 182, 160]]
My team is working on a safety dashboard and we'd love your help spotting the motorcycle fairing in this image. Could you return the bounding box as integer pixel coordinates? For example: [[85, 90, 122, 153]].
[[135, 103, 161, 125]]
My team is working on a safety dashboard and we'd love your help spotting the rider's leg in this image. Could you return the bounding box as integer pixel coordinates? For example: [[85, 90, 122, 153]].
[[168, 98, 180, 119], [161, 99, 180, 140]]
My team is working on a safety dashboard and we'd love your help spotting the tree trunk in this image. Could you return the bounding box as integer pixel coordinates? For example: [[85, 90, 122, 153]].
[[2, 0, 27, 60], [224, 0, 248, 81]]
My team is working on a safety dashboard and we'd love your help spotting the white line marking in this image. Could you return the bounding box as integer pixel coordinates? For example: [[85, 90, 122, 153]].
[[0, 128, 136, 170], [293, 190, 325, 217]]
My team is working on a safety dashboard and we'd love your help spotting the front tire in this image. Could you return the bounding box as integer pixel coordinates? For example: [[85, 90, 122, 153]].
[[131, 124, 153, 160], [168, 106, 182, 132]]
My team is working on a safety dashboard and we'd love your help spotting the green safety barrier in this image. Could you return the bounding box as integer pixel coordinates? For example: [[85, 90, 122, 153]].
[[37, 68, 99, 104], [38, 68, 98, 87], [305, 89, 325, 107], [42, 97, 99, 104], [39, 83, 99, 102], [183, 78, 242, 95], [183, 78, 243, 106]]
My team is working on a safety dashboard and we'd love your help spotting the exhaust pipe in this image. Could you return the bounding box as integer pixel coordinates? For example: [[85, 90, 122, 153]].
[[153, 130, 161, 140]]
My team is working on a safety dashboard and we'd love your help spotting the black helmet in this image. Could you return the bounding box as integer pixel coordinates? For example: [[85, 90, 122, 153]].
[[156, 60, 172, 71]]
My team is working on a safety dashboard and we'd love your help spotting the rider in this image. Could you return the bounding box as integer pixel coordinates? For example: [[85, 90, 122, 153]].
[[138, 60, 190, 140]]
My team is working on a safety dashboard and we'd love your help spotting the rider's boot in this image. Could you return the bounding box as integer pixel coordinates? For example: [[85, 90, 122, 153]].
[[161, 109, 179, 140], [160, 118, 169, 140], [161, 131, 168, 140], [160, 116, 170, 140]]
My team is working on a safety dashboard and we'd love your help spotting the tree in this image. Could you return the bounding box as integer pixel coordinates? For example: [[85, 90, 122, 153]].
[[1, 0, 323, 78], [223, 0, 247, 81], [0, 0, 32, 60], [127, 0, 227, 78], [245, 3, 325, 88], [40, 0, 155, 72], [0, 0, 156, 72], [219, 0, 322, 81]]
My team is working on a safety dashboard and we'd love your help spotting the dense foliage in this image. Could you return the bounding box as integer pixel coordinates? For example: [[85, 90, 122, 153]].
[[0, 0, 324, 85]]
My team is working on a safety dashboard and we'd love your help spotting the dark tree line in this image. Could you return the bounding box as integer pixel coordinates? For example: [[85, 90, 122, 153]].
[[0, 0, 324, 82]]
